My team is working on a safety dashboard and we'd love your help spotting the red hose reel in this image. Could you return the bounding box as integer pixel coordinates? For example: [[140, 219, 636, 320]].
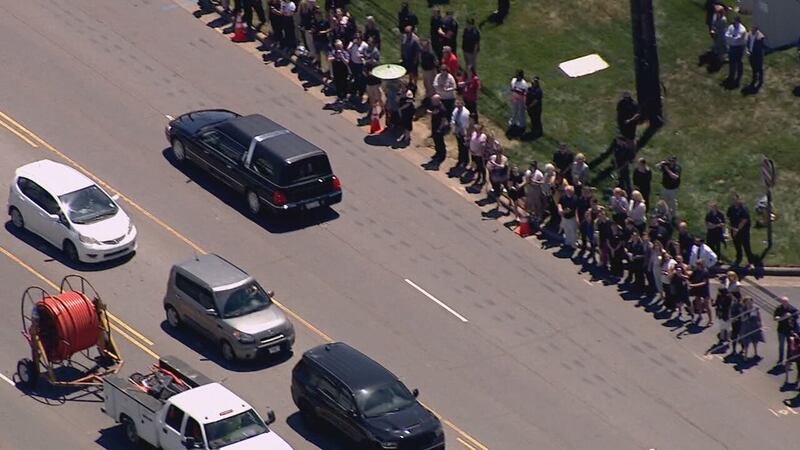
[[35, 291, 100, 362]]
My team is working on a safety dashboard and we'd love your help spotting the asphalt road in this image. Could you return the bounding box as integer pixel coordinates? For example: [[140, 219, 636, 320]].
[[0, 1, 799, 449]]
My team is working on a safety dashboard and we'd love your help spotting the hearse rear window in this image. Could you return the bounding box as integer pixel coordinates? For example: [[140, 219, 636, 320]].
[[282, 155, 332, 184]]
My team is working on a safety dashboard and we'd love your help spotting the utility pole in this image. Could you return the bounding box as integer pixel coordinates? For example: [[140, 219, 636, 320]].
[[630, 0, 664, 127]]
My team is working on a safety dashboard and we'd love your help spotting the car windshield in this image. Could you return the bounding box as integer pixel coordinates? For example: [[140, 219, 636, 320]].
[[204, 409, 268, 449], [354, 381, 416, 418], [218, 282, 271, 319], [58, 185, 118, 224]]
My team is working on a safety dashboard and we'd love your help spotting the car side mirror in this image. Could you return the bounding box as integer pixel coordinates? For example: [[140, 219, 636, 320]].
[[412, 388, 419, 398], [205, 308, 217, 316], [267, 290, 275, 297], [182, 437, 196, 449], [266, 409, 276, 425], [54, 212, 70, 228]]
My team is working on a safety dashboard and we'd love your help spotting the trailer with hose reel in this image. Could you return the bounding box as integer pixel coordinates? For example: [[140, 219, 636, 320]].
[[16, 275, 123, 388]]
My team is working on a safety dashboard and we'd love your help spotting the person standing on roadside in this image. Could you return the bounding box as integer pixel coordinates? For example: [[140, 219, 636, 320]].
[[626, 232, 647, 291], [552, 143, 575, 184], [629, 190, 647, 233], [508, 70, 528, 134], [451, 99, 471, 168], [459, 66, 481, 120], [397, 2, 418, 33], [745, 26, 765, 91], [526, 76, 543, 138], [440, 46, 460, 76], [613, 136, 635, 196], [715, 287, 733, 344], [311, 7, 331, 76], [347, 34, 368, 102], [677, 221, 693, 263], [298, 1, 316, 57], [705, 201, 726, 257], [774, 297, 798, 367], [569, 153, 589, 190], [329, 39, 351, 103], [525, 167, 547, 233], [633, 157, 652, 208], [400, 26, 421, 87], [433, 65, 457, 116], [657, 155, 681, 218], [279, 0, 297, 51], [558, 185, 579, 250], [617, 91, 640, 141], [709, 6, 728, 68], [430, 8, 444, 59], [428, 95, 449, 167], [486, 140, 509, 197], [469, 123, 488, 185], [689, 260, 713, 325], [727, 192, 755, 267], [396, 89, 415, 144], [740, 297, 764, 359], [419, 39, 438, 103], [440, 11, 459, 55], [363, 15, 381, 49], [462, 18, 481, 69], [689, 236, 717, 270]]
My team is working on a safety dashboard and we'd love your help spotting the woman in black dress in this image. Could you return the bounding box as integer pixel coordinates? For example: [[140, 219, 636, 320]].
[[670, 264, 690, 319], [607, 222, 625, 278]]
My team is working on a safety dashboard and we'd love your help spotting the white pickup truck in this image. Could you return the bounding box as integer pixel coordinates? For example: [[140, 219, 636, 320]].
[[102, 356, 292, 450]]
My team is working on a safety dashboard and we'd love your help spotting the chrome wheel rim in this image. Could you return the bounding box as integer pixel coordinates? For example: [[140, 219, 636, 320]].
[[167, 308, 179, 327]]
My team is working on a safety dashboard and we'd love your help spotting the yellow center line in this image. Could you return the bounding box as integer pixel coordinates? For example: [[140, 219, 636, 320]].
[[0, 110, 491, 450], [457, 437, 479, 450], [107, 312, 154, 346], [0, 117, 38, 147], [110, 323, 160, 360]]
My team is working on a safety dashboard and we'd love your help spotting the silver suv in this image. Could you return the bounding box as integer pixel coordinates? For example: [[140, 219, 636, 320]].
[[163, 254, 295, 362]]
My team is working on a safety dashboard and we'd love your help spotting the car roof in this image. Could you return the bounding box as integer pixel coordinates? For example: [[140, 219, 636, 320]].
[[174, 254, 251, 290], [304, 342, 398, 391], [170, 382, 253, 424], [15, 159, 95, 197], [216, 114, 326, 164]]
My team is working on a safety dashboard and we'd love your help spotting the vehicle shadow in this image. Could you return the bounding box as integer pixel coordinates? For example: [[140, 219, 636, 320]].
[[159, 321, 293, 373], [285, 412, 350, 450], [161, 149, 340, 234], [3, 222, 135, 272], [12, 363, 105, 406], [96, 425, 155, 450]]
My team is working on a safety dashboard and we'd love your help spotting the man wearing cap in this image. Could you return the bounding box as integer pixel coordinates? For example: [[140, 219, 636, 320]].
[[774, 297, 799, 366], [616, 91, 639, 140]]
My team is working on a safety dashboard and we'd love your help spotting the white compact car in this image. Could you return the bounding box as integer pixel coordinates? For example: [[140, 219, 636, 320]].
[[7, 160, 137, 263]]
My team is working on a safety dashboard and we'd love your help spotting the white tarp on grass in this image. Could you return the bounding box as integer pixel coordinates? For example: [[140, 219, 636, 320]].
[[558, 54, 610, 78]]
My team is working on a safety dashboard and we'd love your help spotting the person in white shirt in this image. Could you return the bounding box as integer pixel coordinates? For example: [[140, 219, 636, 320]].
[[628, 190, 647, 231], [450, 100, 471, 168], [433, 65, 457, 115], [724, 16, 747, 87], [347, 35, 369, 101], [689, 237, 718, 269], [508, 70, 528, 132]]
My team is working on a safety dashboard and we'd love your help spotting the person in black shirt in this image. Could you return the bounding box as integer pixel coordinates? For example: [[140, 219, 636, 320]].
[[632, 158, 652, 208], [616, 91, 640, 140], [726, 192, 755, 267], [398, 2, 418, 33], [430, 8, 444, 59], [705, 201, 726, 257], [714, 287, 732, 342], [774, 296, 799, 366], [440, 11, 459, 56], [558, 185, 578, 249], [526, 77, 543, 138], [311, 7, 331, 74], [626, 232, 646, 290], [689, 260, 712, 324], [677, 221, 693, 263], [552, 143, 574, 181], [656, 155, 681, 218], [576, 187, 596, 258], [428, 95, 449, 166], [462, 18, 480, 70], [607, 222, 625, 278], [419, 39, 438, 103], [613, 136, 635, 196], [363, 16, 381, 49]]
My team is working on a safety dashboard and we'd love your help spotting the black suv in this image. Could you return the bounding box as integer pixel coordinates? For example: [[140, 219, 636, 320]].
[[165, 110, 342, 215], [291, 342, 445, 450]]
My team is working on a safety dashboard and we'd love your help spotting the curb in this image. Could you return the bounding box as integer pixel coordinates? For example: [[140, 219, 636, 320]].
[[194, 3, 800, 278]]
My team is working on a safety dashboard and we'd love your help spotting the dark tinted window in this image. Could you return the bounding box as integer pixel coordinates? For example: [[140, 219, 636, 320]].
[[175, 273, 214, 309], [165, 405, 185, 431], [18, 178, 60, 214], [199, 130, 246, 162], [281, 155, 332, 184], [184, 417, 203, 441], [250, 152, 275, 181]]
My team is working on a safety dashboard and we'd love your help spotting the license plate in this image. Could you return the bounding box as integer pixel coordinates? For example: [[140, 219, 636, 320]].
[[268, 345, 281, 354], [305, 200, 320, 209]]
